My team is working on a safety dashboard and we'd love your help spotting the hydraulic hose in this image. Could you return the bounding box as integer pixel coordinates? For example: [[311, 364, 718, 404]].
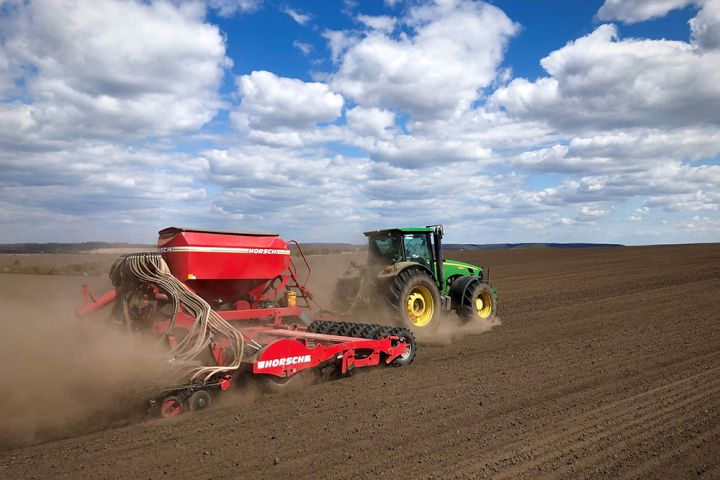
[[110, 252, 244, 383]]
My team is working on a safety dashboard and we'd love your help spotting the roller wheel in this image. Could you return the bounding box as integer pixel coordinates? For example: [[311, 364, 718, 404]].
[[326, 321, 345, 335], [188, 390, 212, 412], [338, 323, 355, 337], [388, 328, 416, 367], [387, 270, 441, 330], [348, 323, 365, 337], [316, 321, 334, 334], [459, 282, 497, 323], [372, 325, 393, 340], [159, 395, 184, 418]]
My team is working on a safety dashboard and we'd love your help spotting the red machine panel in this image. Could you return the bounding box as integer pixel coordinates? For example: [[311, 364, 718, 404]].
[[158, 227, 291, 281]]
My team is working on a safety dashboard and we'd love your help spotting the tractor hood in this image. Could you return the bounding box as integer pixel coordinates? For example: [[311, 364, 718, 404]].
[[443, 259, 483, 278]]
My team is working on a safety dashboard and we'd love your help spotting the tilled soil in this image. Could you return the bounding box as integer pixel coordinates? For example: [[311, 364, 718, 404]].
[[1, 244, 719, 479]]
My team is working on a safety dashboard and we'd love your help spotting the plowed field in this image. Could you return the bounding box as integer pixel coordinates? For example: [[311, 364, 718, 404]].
[[1, 244, 719, 479]]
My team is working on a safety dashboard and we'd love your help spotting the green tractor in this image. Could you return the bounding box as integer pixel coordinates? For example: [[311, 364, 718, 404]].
[[332, 225, 497, 331]]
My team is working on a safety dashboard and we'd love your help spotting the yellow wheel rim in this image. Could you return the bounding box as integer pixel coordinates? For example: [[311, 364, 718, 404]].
[[405, 285, 434, 327], [475, 290, 493, 319]]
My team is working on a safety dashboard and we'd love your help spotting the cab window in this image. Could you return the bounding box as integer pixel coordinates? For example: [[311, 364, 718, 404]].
[[370, 236, 401, 263], [403, 233, 432, 266]]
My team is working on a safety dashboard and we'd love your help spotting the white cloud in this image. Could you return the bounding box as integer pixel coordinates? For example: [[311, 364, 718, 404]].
[[1, 0, 718, 245], [645, 190, 720, 211], [293, 41, 312, 55], [0, 143, 210, 243], [330, 0, 518, 120], [515, 128, 720, 173], [345, 106, 395, 137], [204, 146, 375, 238], [596, 0, 696, 23], [232, 71, 344, 134], [369, 135, 493, 167], [322, 30, 359, 63], [207, 0, 261, 17], [597, 0, 720, 49], [528, 162, 720, 206], [691, 0, 720, 48], [491, 24, 720, 130], [0, 0, 229, 142], [283, 6, 311, 25], [576, 206, 608, 222], [357, 14, 396, 32]]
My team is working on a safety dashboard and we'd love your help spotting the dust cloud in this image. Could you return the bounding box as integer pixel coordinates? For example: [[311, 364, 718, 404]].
[[0, 251, 498, 449], [416, 313, 502, 345], [0, 295, 177, 450]]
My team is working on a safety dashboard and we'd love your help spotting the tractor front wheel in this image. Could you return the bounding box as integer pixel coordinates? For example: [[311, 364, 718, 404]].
[[388, 270, 441, 330], [459, 282, 497, 323]]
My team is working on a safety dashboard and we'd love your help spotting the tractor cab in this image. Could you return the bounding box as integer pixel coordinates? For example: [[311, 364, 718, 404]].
[[366, 228, 434, 268]]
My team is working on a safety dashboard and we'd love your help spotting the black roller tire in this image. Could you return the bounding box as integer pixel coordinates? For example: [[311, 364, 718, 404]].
[[188, 390, 212, 412], [388, 327, 416, 367]]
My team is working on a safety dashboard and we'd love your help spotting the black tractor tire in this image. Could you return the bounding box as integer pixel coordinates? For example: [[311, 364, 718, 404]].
[[387, 269, 442, 331], [458, 282, 497, 323]]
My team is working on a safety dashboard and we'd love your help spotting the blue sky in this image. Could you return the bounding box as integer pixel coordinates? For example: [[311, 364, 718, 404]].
[[0, 0, 718, 245]]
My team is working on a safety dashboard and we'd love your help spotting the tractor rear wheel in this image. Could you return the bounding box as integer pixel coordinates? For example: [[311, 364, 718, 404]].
[[388, 270, 441, 330], [459, 282, 497, 323]]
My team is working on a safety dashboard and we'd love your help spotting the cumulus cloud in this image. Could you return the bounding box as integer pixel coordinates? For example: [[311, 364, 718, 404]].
[[491, 24, 720, 130], [691, 0, 720, 48], [323, 30, 359, 63], [345, 106, 395, 137], [597, 0, 720, 49], [232, 71, 344, 134], [596, 0, 696, 22], [0, 142, 212, 241], [204, 146, 375, 238], [515, 128, 720, 173], [330, 0, 518, 120], [0, 0, 229, 142], [1, 0, 718, 245]]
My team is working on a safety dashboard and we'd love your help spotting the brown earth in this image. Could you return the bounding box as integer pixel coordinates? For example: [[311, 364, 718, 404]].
[[1, 244, 719, 479]]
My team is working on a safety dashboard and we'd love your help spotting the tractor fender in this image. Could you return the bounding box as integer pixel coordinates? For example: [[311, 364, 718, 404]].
[[449, 275, 481, 309], [376, 261, 435, 281]]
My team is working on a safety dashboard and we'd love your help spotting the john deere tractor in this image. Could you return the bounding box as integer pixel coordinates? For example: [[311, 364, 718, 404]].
[[332, 225, 497, 331]]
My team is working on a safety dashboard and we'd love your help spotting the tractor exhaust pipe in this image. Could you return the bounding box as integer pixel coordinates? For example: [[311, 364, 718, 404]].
[[429, 225, 444, 290]]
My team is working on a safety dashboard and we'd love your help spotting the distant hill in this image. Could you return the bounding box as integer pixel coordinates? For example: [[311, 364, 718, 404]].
[[443, 243, 624, 250], [0, 242, 152, 254]]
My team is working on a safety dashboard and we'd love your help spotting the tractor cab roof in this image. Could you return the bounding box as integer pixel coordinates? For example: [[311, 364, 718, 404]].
[[363, 227, 435, 237]]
